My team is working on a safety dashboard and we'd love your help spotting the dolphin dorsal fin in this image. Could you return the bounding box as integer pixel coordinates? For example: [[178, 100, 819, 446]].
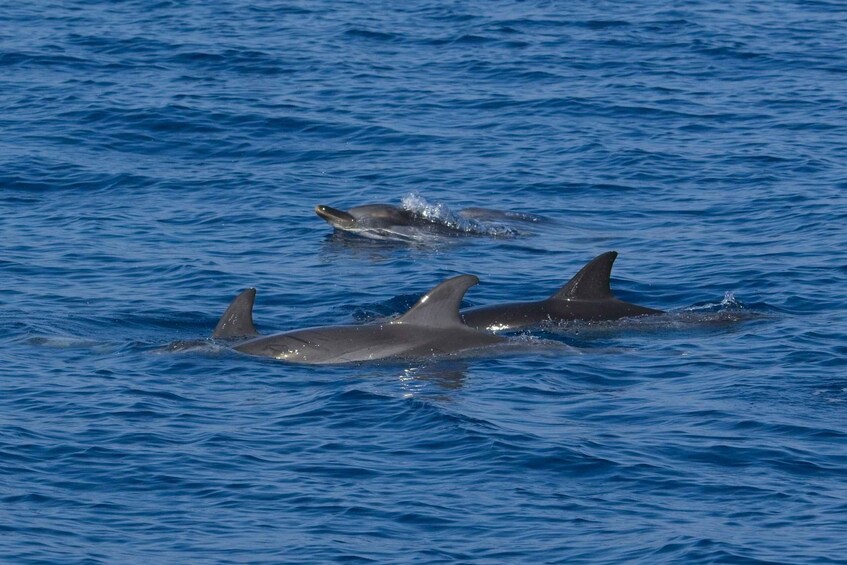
[[397, 275, 479, 328], [213, 288, 258, 338], [552, 251, 618, 301]]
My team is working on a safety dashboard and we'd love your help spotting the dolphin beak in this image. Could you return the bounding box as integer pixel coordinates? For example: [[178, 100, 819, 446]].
[[315, 205, 356, 229]]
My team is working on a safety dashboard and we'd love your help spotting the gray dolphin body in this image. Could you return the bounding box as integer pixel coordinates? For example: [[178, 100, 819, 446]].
[[315, 203, 536, 240], [462, 252, 662, 331], [316, 204, 463, 239], [213, 275, 505, 364]]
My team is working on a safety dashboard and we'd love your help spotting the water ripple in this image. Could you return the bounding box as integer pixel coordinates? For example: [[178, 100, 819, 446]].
[[2, 0, 846, 562]]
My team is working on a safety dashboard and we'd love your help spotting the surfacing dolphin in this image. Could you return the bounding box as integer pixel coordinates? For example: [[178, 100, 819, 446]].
[[315, 204, 456, 238], [213, 275, 505, 364], [462, 251, 662, 331], [315, 202, 529, 241]]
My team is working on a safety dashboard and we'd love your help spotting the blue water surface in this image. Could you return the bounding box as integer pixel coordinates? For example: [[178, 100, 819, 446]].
[[2, 0, 846, 562]]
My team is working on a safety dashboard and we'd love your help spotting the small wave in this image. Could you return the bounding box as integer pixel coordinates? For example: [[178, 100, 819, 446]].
[[157, 338, 230, 355], [684, 291, 745, 312], [681, 292, 777, 321], [344, 28, 400, 42], [23, 335, 103, 349], [400, 192, 522, 238]]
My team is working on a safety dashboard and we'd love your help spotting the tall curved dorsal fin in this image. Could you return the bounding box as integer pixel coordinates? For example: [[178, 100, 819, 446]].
[[551, 251, 617, 301], [213, 288, 258, 338], [397, 275, 479, 328]]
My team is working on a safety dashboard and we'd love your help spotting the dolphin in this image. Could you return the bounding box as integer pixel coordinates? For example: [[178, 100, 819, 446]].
[[315, 204, 415, 231], [212, 275, 505, 364], [461, 251, 662, 331], [314, 203, 527, 240], [315, 204, 461, 239]]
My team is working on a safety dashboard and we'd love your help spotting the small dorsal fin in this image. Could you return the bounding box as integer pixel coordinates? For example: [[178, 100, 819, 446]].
[[213, 288, 258, 338], [397, 275, 479, 328], [552, 251, 617, 301]]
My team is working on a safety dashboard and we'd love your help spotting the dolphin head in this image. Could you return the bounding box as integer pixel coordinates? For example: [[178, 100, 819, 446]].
[[315, 205, 358, 230]]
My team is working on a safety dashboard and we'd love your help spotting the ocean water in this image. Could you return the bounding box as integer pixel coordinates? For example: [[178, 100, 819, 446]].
[[2, 0, 846, 562]]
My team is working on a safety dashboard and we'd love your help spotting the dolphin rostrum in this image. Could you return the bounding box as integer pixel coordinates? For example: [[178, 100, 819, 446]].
[[213, 275, 505, 364], [461, 251, 662, 331]]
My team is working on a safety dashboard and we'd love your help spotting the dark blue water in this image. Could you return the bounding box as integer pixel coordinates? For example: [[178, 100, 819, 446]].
[[2, 0, 846, 562]]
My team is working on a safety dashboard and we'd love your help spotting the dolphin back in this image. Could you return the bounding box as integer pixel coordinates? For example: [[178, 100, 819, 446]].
[[551, 251, 617, 301], [397, 274, 480, 328], [213, 288, 259, 338], [549, 251, 663, 317]]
